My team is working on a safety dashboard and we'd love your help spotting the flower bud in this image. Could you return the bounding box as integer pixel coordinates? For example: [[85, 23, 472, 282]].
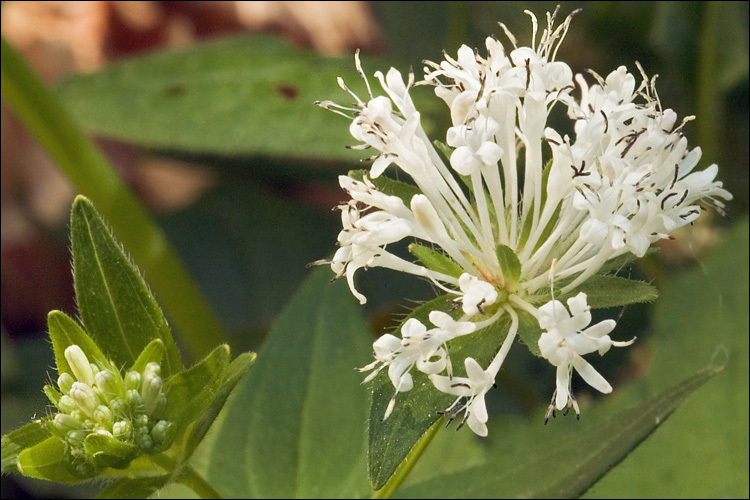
[[94, 370, 123, 403], [70, 382, 98, 418], [126, 389, 144, 411], [124, 371, 141, 392], [113, 420, 133, 441], [64, 345, 94, 386], [109, 396, 127, 415], [58, 395, 78, 414], [53, 413, 84, 435], [141, 372, 163, 416], [150, 420, 175, 450], [57, 373, 75, 395], [135, 427, 154, 451], [94, 405, 114, 429]]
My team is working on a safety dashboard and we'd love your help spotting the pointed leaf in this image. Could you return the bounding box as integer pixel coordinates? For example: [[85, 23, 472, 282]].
[[562, 275, 658, 309], [95, 475, 172, 499], [1, 420, 51, 473], [70, 196, 182, 377], [409, 243, 464, 278], [398, 362, 723, 498], [495, 244, 521, 283], [130, 339, 165, 375], [182, 351, 256, 460], [48, 310, 111, 378], [161, 344, 230, 428], [206, 269, 372, 498], [17, 437, 94, 483]]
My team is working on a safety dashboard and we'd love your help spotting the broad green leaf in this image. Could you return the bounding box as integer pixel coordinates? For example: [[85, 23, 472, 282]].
[[207, 269, 372, 498], [182, 352, 256, 460], [95, 475, 172, 499], [368, 295, 512, 490], [409, 243, 464, 278], [47, 310, 111, 379], [585, 218, 749, 498], [562, 274, 658, 309], [161, 345, 230, 428], [17, 437, 93, 483], [397, 362, 723, 498], [70, 196, 182, 378], [56, 35, 440, 160], [1, 420, 51, 473], [495, 244, 521, 283]]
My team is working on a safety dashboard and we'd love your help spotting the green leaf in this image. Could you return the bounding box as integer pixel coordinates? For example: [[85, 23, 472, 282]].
[[161, 345, 230, 428], [1, 36, 227, 365], [84, 434, 138, 470], [495, 244, 521, 283], [206, 269, 372, 498], [70, 196, 182, 378], [47, 310, 112, 379], [56, 35, 441, 160], [397, 362, 723, 498], [130, 339, 165, 375], [95, 475, 172, 499], [560, 274, 659, 309], [409, 243, 464, 278], [17, 437, 94, 483], [182, 351, 256, 460], [368, 295, 512, 490], [1, 420, 51, 473], [585, 218, 749, 498]]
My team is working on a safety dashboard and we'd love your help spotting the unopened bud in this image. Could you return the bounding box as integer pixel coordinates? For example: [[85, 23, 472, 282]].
[[70, 382, 98, 418], [113, 420, 133, 441], [141, 372, 163, 416], [150, 420, 175, 449], [53, 413, 84, 433], [58, 395, 78, 414], [57, 373, 75, 395], [124, 371, 141, 392], [126, 389, 144, 412], [65, 346, 94, 386], [94, 370, 122, 403], [94, 405, 114, 428]]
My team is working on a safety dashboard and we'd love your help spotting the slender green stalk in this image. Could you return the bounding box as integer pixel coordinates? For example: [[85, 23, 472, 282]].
[[371, 417, 444, 499], [0, 36, 227, 362], [696, 2, 720, 166], [177, 465, 225, 499]]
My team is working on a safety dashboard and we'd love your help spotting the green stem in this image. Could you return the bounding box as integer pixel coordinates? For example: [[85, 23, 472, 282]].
[[371, 417, 444, 499], [177, 464, 225, 499], [0, 36, 227, 363]]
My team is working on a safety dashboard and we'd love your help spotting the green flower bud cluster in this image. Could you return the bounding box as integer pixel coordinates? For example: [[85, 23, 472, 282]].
[[44, 345, 175, 475]]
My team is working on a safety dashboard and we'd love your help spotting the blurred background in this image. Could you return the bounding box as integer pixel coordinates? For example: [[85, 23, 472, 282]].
[[2, 2, 747, 498]]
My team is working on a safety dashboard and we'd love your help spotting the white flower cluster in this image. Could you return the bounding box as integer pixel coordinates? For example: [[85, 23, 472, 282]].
[[316, 9, 731, 435]]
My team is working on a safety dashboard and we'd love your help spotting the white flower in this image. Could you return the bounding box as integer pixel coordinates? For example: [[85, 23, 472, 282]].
[[358, 313, 477, 419], [537, 292, 635, 420], [429, 357, 495, 437], [317, 7, 731, 435]]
